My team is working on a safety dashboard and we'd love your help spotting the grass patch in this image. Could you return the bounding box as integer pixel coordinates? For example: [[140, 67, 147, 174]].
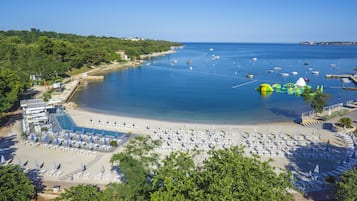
[[65, 66, 91, 77], [322, 109, 349, 121]]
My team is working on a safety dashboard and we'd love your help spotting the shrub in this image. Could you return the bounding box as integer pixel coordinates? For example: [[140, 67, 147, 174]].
[[109, 140, 118, 147], [338, 117, 353, 128], [325, 175, 335, 183]]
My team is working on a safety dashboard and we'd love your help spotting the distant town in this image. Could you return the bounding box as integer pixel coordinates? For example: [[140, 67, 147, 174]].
[[300, 41, 357, 46]]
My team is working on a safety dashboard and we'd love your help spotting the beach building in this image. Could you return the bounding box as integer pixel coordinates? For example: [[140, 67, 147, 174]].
[[116, 50, 128, 61], [20, 99, 55, 133]]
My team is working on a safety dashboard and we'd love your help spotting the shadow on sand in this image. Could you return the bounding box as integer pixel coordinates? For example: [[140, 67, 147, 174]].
[[285, 133, 356, 200]]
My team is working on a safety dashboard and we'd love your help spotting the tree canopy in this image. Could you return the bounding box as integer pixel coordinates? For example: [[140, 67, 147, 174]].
[[55, 184, 102, 201], [151, 147, 294, 201], [302, 88, 328, 113], [0, 68, 27, 113], [0, 29, 180, 113], [59, 136, 293, 201], [336, 169, 357, 201], [0, 164, 35, 201]]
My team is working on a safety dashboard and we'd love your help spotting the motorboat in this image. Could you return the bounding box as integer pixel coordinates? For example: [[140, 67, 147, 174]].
[[311, 71, 319, 75], [189, 66, 193, 70], [266, 69, 274, 73], [187, 59, 192, 65], [341, 78, 351, 83], [171, 59, 178, 65], [274, 66, 282, 71], [209, 48, 214, 51], [291, 71, 298, 75], [251, 57, 257, 61], [280, 73, 289, 77], [308, 67, 313, 71], [246, 73, 255, 79], [211, 55, 220, 60]]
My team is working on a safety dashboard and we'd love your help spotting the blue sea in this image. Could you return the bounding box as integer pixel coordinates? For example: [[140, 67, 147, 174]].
[[72, 43, 357, 124]]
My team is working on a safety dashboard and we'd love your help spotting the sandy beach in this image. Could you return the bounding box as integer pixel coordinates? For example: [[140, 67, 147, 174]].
[[2, 48, 355, 196], [1, 104, 354, 197]]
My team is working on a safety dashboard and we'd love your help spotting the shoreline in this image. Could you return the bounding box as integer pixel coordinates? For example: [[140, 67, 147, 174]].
[[49, 48, 178, 104], [66, 107, 297, 136]]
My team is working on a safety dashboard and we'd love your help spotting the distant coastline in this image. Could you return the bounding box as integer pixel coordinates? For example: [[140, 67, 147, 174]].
[[300, 41, 357, 46]]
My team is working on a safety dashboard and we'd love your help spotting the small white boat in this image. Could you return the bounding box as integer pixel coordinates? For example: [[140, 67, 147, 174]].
[[266, 69, 274, 73], [341, 78, 351, 83], [251, 57, 257, 61], [211, 55, 220, 60], [280, 73, 289, 77], [246, 73, 255, 79], [171, 59, 178, 65], [209, 48, 214, 51], [274, 66, 282, 71], [189, 66, 193, 70], [330, 64, 336, 67], [291, 71, 298, 75], [311, 71, 319, 75], [308, 67, 313, 71]]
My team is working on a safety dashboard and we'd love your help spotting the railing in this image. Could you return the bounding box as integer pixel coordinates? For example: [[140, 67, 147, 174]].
[[301, 100, 355, 118]]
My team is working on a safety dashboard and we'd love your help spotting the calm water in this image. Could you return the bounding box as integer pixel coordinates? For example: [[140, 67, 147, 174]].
[[72, 43, 357, 124]]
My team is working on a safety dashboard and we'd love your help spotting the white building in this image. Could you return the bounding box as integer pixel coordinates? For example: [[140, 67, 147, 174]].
[[20, 99, 54, 133]]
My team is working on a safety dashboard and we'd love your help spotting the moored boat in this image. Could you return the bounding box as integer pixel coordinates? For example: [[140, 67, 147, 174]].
[[246, 73, 255, 79]]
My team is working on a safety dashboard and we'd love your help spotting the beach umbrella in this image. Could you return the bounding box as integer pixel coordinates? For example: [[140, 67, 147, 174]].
[[101, 165, 105, 174], [314, 164, 320, 174], [30, 133, 35, 141], [55, 137, 59, 145], [0, 155, 5, 164], [35, 160, 39, 168], [79, 134, 83, 141], [67, 139, 71, 147], [44, 136, 49, 144], [90, 136, 94, 143], [81, 163, 86, 172]]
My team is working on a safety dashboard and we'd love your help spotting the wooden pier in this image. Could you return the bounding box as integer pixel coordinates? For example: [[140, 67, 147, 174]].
[[325, 74, 357, 84]]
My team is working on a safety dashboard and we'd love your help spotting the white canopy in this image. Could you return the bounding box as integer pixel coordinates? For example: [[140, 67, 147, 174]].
[[295, 77, 306, 87]]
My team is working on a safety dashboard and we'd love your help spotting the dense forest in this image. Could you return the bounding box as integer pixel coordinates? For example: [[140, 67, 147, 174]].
[[0, 29, 180, 113]]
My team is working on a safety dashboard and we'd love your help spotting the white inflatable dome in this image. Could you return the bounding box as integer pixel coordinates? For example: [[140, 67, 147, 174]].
[[295, 77, 306, 87]]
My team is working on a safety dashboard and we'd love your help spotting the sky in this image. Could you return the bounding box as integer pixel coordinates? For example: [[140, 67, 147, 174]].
[[1, 0, 357, 43]]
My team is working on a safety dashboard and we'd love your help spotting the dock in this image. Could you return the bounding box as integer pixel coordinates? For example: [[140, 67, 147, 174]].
[[82, 75, 104, 81], [325, 74, 357, 84]]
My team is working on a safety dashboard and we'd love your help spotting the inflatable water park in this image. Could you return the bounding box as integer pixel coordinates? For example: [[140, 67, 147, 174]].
[[256, 77, 323, 96]]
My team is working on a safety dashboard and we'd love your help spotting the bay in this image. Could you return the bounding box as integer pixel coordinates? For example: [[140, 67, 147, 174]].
[[72, 43, 357, 124]]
